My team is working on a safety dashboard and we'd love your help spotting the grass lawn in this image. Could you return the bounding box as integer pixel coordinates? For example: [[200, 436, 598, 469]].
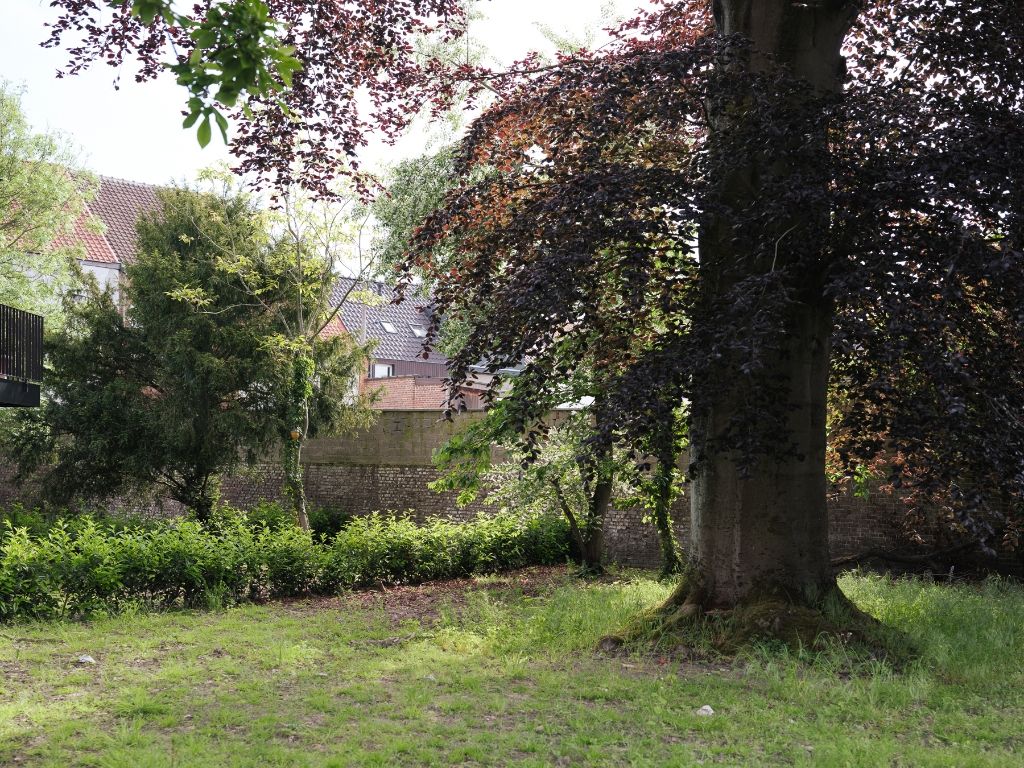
[[1, 567, 1022, 767]]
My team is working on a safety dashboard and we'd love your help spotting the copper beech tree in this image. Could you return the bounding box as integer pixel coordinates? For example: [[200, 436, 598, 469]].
[[44, 0, 1024, 640]]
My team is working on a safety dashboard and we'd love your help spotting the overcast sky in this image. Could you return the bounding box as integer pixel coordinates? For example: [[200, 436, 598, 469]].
[[1, 0, 639, 186]]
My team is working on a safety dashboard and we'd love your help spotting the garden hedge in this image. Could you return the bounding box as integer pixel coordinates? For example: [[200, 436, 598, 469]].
[[0, 506, 570, 621]]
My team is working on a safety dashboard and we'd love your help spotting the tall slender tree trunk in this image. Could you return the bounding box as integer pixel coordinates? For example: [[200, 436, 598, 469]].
[[652, 449, 684, 577], [686, 1, 857, 611], [550, 473, 610, 575], [285, 354, 314, 532], [582, 470, 612, 575], [285, 436, 310, 531]]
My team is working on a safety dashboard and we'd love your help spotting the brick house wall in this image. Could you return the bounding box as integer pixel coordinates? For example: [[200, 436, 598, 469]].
[[361, 375, 485, 411], [361, 376, 448, 410]]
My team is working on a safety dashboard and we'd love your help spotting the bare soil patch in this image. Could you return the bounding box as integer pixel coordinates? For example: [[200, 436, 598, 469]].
[[276, 565, 571, 626]]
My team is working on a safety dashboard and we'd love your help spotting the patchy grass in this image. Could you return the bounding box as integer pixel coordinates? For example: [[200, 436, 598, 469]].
[[1, 567, 1022, 767]]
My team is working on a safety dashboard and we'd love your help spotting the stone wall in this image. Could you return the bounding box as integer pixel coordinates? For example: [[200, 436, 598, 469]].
[[0, 409, 917, 569], [220, 410, 906, 568], [220, 462, 908, 570], [221, 462, 490, 524], [220, 410, 556, 523], [599, 487, 907, 570]]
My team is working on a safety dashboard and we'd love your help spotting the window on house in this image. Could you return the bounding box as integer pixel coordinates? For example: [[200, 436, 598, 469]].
[[380, 321, 398, 333], [372, 363, 395, 378], [409, 324, 427, 338]]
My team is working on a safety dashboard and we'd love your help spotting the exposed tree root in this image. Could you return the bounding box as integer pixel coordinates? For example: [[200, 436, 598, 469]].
[[601, 576, 911, 663], [831, 540, 991, 579], [575, 563, 606, 579]]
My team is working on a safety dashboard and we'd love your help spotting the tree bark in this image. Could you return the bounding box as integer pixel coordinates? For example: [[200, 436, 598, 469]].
[[284, 355, 313, 532], [284, 436, 310, 531], [550, 454, 610, 576], [652, 453, 683, 577], [175, 473, 218, 524], [691, 303, 834, 606], [582, 471, 612, 575], [688, 1, 857, 610]]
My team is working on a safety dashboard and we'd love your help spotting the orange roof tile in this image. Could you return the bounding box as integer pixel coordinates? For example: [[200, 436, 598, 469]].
[[51, 204, 118, 264], [56, 175, 162, 266], [88, 176, 161, 264]]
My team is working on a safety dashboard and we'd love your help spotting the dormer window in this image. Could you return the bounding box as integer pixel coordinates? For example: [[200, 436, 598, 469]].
[[380, 321, 398, 333], [410, 324, 427, 338]]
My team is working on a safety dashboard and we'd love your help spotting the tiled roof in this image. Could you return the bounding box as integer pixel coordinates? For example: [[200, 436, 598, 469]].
[[332, 277, 447, 364], [88, 176, 161, 264], [318, 313, 346, 340], [51, 212, 117, 264], [57, 175, 162, 266]]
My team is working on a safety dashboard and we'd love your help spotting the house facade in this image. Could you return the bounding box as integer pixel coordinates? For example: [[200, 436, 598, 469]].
[[67, 178, 474, 411], [329, 277, 483, 410]]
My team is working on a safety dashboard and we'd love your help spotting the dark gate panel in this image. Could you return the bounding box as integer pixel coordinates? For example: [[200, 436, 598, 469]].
[[0, 304, 43, 407]]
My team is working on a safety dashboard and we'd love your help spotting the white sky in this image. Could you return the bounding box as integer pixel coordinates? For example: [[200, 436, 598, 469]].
[[0, 0, 640, 186]]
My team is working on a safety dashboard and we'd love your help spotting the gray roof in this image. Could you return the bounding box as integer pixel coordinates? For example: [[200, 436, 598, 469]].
[[332, 277, 447, 363]]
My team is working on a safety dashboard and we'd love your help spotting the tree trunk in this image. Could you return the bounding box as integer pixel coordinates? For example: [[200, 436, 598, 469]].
[[190, 495, 214, 524], [691, 303, 833, 606], [176, 473, 219, 524], [287, 441, 310, 531], [581, 471, 612, 575], [284, 354, 314, 532], [652, 453, 683, 577], [686, 1, 857, 611], [284, 436, 310, 531]]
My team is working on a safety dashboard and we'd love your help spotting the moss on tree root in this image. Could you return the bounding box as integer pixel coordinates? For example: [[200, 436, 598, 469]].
[[601, 577, 911, 661]]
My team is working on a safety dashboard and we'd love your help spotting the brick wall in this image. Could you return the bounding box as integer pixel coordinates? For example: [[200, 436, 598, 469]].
[[362, 376, 447, 410], [221, 463, 490, 523], [0, 409, 926, 569], [599, 487, 907, 570], [361, 376, 485, 410]]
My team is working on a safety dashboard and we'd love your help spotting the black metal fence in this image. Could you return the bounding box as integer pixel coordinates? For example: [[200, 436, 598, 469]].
[[0, 304, 43, 383]]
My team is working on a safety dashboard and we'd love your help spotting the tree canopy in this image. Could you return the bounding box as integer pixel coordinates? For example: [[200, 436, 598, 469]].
[[0, 83, 95, 320], [7, 186, 368, 519], [38, 0, 1024, 632], [405, 0, 1024, 554], [8, 189, 283, 517], [45, 0, 475, 193]]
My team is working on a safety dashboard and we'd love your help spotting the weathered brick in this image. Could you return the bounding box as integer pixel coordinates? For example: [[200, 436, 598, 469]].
[[0, 411, 989, 569]]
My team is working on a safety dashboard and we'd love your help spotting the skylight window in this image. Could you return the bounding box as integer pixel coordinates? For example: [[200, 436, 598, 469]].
[[410, 324, 427, 338], [380, 321, 398, 333]]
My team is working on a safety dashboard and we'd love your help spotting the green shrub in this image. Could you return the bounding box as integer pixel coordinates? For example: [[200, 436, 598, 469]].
[[261, 525, 322, 597], [308, 505, 352, 539], [0, 509, 570, 621], [209, 501, 352, 540], [0, 503, 160, 548], [0, 504, 51, 540], [209, 501, 293, 533], [243, 501, 296, 532]]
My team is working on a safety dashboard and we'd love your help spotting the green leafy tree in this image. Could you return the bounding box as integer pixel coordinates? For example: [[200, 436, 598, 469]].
[[372, 145, 482, 358], [0, 83, 95, 320], [372, 146, 458, 279], [198, 181, 378, 529], [7, 188, 286, 520], [432, 397, 626, 576], [625, 411, 687, 578]]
